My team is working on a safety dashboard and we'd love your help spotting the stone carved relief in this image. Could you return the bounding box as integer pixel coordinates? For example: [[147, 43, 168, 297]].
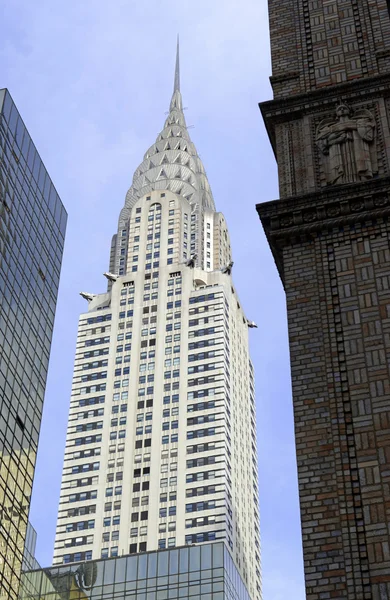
[[316, 104, 377, 185]]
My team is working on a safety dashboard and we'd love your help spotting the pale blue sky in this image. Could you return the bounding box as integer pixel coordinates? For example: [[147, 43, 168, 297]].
[[1, 2, 304, 598]]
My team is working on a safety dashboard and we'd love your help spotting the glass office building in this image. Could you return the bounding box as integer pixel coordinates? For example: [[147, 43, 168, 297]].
[[0, 89, 67, 599], [20, 541, 250, 600]]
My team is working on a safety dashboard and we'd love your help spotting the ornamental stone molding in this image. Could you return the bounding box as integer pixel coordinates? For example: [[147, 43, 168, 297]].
[[257, 175, 390, 282]]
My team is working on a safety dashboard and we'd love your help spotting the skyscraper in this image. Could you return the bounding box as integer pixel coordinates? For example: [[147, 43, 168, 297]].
[[52, 46, 261, 600], [0, 89, 67, 599], [257, 1, 390, 599]]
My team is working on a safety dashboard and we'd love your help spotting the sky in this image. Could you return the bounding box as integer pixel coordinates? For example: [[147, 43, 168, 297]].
[[1, 2, 305, 598]]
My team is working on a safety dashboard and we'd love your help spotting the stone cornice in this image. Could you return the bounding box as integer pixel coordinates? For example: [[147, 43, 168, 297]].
[[260, 72, 390, 155], [256, 176, 390, 284]]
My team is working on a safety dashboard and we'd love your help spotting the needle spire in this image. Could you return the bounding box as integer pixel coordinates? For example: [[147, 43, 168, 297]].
[[174, 35, 180, 93]]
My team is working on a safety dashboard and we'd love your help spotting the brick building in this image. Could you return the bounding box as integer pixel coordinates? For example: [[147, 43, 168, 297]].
[[257, 1, 390, 599]]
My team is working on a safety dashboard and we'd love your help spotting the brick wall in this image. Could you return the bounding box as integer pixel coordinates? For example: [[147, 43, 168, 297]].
[[285, 222, 390, 599], [268, 0, 390, 97], [259, 1, 390, 598], [257, 182, 390, 599]]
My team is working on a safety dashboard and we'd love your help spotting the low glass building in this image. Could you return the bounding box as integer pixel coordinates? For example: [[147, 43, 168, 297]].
[[19, 542, 251, 600]]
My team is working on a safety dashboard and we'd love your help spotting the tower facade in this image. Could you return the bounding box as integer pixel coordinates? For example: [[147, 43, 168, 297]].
[[257, 2, 390, 600], [53, 48, 261, 600], [0, 89, 67, 599]]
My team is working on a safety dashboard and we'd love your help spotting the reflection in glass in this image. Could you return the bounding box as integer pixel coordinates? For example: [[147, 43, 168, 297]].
[[20, 542, 252, 600], [158, 550, 168, 577], [179, 548, 188, 574], [168, 549, 178, 575], [0, 88, 66, 600]]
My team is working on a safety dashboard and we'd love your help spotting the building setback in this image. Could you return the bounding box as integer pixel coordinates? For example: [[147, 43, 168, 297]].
[[257, 1, 390, 600], [52, 47, 261, 600], [0, 89, 67, 599]]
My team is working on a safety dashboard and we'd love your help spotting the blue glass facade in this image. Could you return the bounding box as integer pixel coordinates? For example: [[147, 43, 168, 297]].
[[0, 89, 67, 598], [20, 542, 251, 599], [22, 523, 40, 573]]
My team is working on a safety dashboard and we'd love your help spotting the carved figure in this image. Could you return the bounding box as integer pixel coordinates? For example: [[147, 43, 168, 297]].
[[316, 104, 377, 185]]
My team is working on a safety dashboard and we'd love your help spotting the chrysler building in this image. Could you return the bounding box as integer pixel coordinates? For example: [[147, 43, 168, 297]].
[[52, 43, 261, 600]]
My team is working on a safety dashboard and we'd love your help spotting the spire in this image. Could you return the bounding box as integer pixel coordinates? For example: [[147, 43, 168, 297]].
[[170, 36, 182, 112], [116, 38, 216, 240], [174, 35, 180, 93]]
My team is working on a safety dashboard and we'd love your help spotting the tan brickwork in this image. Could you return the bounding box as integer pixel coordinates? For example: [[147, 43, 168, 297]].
[[258, 181, 390, 599], [258, 2, 390, 593], [269, 0, 390, 98]]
